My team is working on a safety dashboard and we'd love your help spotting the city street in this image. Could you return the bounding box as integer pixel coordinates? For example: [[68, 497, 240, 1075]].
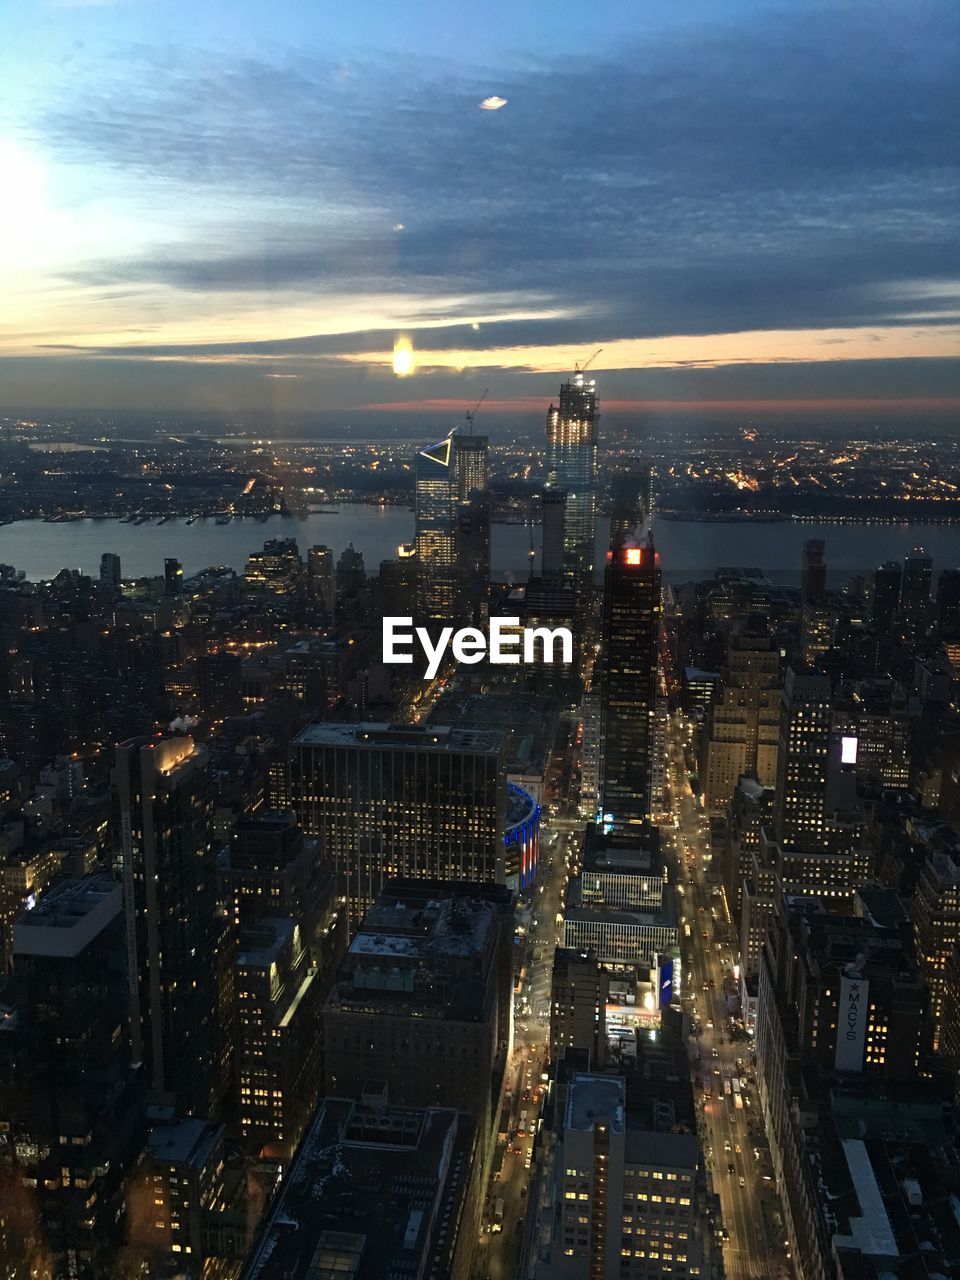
[[478, 819, 578, 1280], [668, 715, 792, 1280]]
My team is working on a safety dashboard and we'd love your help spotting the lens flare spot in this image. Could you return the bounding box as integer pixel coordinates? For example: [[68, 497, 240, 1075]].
[[392, 337, 415, 377]]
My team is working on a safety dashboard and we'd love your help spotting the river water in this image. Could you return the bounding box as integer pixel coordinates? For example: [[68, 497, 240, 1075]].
[[0, 508, 957, 583]]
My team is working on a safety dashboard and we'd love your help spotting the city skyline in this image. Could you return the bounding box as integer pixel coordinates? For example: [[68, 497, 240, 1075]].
[[1, 0, 958, 419]]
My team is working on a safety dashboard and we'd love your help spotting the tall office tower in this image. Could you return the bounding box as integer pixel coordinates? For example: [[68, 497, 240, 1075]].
[[545, 371, 599, 593], [323, 879, 514, 1152], [541, 489, 567, 586], [836, 678, 910, 788], [114, 736, 222, 1117], [457, 489, 491, 628], [537, 1073, 707, 1280], [244, 537, 303, 594], [291, 723, 506, 923], [872, 560, 902, 629], [335, 542, 365, 602], [901, 546, 933, 643], [773, 666, 832, 852], [936, 567, 960, 639], [416, 431, 488, 626], [598, 535, 661, 833], [307, 544, 335, 615], [99, 551, 122, 588], [164, 556, 183, 596], [197, 650, 243, 722], [911, 850, 960, 1052], [801, 538, 827, 603], [0, 877, 144, 1276], [454, 430, 489, 498], [415, 433, 459, 622], [703, 624, 781, 815]]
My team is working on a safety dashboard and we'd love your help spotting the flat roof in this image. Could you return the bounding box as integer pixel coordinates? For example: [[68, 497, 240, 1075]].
[[566, 1074, 625, 1134], [294, 722, 502, 755]]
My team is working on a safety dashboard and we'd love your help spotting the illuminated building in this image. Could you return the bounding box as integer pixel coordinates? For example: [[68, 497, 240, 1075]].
[[143, 1118, 234, 1273], [703, 624, 781, 815], [322, 880, 514, 1155], [545, 373, 598, 593], [415, 431, 489, 627], [598, 536, 661, 833], [724, 774, 774, 922], [114, 735, 223, 1117], [307, 544, 335, 615], [910, 849, 960, 1052], [291, 722, 506, 924], [244, 537, 303, 594], [900, 546, 933, 643], [773, 667, 832, 852], [0, 841, 62, 973], [0, 876, 144, 1276], [504, 782, 541, 891], [536, 1073, 707, 1280], [235, 918, 322, 1156], [835, 678, 910, 788], [550, 948, 611, 1067]]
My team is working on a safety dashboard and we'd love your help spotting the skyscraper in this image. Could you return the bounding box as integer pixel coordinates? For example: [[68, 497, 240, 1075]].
[[164, 557, 183, 596], [703, 623, 781, 814], [801, 538, 826, 603], [773, 667, 832, 852], [114, 735, 222, 1117], [901, 546, 933, 643], [545, 372, 599, 593], [541, 489, 567, 586], [415, 430, 489, 628], [598, 535, 661, 833], [936, 567, 960, 640], [99, 551, 122, 588], [291, 722, 506, 923], [872, 560, 901, 629], [307, 544, 335, 616]]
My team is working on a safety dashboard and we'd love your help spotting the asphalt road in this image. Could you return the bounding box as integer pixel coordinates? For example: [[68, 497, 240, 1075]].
[[668, 714, 792, 1280], [479, 819, 577, 1280]]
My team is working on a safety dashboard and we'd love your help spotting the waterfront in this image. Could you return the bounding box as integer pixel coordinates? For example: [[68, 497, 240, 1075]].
[[0, 507, 957, 583]]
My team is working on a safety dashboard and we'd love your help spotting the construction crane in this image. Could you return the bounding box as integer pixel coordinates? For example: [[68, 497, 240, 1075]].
[[574, 348, 603, 376], [465, 388, 489, 435]]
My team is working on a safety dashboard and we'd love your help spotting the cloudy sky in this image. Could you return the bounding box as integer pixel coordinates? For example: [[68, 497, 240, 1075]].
[[1, 0, 958, 421]]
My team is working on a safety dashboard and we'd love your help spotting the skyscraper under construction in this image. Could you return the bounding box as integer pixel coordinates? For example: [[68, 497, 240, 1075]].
[[545, 372, 599, 596]]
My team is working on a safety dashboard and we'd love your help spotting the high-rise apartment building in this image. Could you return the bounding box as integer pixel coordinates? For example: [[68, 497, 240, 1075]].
[[244, 537, 303, 594], [598, 536, 661, 833], [936, 567, 960, 640], [307, 544, 335, 616], [703, 625, 781, 815], [541, 489, 567, 586], [291, 723, 506, 923], [164, 556, 183, 596], [114, 735, 223, 1117], [871, 560, 901, 630], [801, 539, 827, 603], [545, 373, 599, 593]]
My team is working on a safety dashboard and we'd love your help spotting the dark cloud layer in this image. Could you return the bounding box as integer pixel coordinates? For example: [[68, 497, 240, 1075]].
[[9, 0, 960, 412]]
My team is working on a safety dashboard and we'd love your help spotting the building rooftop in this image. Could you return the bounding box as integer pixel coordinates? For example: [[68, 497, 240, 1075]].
[[428, 690, 561, 777], [565, 1073, 626, 1134], [241, 1097, 474, 1280], [294, 721, 503, 756], [11, 874, 121, 959], [148, 1117, 222, 1170]]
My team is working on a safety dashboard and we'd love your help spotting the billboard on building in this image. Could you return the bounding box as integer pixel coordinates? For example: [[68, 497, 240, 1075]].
[[834, 974, 869, 1071]]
